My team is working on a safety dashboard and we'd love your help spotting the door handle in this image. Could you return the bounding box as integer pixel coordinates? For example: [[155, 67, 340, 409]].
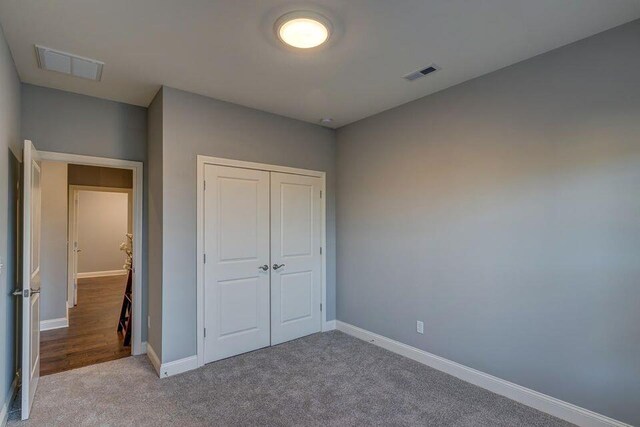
[[273, 264, 285, 271], [13, 289, 40, 297], [258, 264, 269, 271]]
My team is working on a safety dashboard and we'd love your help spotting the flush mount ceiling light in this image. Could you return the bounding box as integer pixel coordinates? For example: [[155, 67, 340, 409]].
[[275, 11, 332, 49]]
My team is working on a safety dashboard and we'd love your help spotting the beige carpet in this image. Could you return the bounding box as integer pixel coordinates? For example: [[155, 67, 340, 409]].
[[9, 331, 572, 426]]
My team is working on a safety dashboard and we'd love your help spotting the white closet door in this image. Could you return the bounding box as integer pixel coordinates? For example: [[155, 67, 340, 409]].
[[270, 172, 322, 345], [204, 165, 271, 363]]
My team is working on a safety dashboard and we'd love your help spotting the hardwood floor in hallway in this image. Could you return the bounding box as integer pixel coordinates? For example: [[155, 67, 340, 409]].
[[40, 275, 131, 376]]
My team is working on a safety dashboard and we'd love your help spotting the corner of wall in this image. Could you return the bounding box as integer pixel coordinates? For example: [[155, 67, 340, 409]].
[[146, 84, 164, 361]]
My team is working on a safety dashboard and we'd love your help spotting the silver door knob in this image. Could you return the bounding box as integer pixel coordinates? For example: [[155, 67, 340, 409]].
[[258, 264, 269, 271], [13, 289, 40, 297], [273, 264, 285, 270]]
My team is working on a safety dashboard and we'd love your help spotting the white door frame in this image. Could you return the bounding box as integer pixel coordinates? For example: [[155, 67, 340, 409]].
[[68, 185, 133, 306], [196, 155, 328, 368], [39, 150, 144, 356]]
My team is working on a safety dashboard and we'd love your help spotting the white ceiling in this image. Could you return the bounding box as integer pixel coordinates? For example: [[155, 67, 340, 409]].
[[1, 0, 639, 128]]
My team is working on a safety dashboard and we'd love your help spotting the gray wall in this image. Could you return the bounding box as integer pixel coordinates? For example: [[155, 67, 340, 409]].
[[21, 84, 149, 340], [336, 20, 640, 425], [147, 89, 163, 360], [156, 86, 336, 362], [0, 22, 20, 423], [40, 161, 68, 322]]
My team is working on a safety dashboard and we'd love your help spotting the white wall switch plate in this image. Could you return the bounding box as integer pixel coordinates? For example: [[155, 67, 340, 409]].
[[417, 320, 424, 334]]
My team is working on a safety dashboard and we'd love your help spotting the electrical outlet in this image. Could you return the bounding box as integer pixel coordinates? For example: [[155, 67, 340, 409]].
[[416, 320, 424, 334]]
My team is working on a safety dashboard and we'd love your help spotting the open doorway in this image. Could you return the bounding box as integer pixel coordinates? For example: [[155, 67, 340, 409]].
[[38, 162, 134, 376], [17, 143, 144, 420]]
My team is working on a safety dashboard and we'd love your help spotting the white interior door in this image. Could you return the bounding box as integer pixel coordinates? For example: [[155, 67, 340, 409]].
[[203, 165, 271, 363], [270, 172, 322, 345], [21, 140, 41, 420], [67, 190, 79, 306]]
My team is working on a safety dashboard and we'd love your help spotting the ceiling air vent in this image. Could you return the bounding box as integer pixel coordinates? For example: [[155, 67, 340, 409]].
[[403, 64, 440, 82], [35, 45, 104, 81]]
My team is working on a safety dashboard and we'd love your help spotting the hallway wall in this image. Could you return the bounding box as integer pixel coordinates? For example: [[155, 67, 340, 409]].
[[40, 161, 68, 323], [77, 191, 129, 274]]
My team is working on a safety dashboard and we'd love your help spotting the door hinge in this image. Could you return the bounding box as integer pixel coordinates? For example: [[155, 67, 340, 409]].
[[320, 303, 323, 312], [203, 253, 206, 264], [204, 328, 207, 338], [320, 247, 322, 255], [320, 190, 322, 198], [203, 180, 206, 191]]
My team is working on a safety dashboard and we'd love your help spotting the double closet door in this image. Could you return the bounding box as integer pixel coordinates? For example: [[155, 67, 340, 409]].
[[203, 164, 322, 363]]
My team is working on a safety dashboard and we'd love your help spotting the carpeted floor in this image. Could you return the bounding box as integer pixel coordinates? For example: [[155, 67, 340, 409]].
[[9, 331, 573, 426]]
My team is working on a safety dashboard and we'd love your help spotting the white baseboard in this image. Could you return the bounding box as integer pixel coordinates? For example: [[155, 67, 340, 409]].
[[40, 317, 69, 331], [159, 355, 198, 378], [336, 321, 630, 427], [147, 344, 197, 378], [323, 320, 336, 331], [146, 343, 161, 376], [77, 269, 127, 279], [139, 341, 148, 355], [1, 376, 17, 427]]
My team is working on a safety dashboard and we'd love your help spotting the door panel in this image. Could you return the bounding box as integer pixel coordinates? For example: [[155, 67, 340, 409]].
[[72, 192, 79, 305], [204, 165, 270, 363], [281, 184, 313, 257], [218, 277, 260, 336], [280, 271, 313, 324], [271, 172, 322, 345], [22, 140, 41, 420]]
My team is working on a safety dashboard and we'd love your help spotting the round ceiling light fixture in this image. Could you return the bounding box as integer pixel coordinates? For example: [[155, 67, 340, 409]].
[[275, 11, 332, 49]]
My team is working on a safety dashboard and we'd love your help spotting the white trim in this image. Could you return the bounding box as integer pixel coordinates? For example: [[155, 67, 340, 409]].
[[323, 320, 336, 331], [159, 356, 199, 378], [77, 270, 127, 279], [148, 345, 199, 379], [67, 183, 75, 307], [39, 150, 144, 356], [38, 151, 142, 169], [146, 343, 161, 376], [40, 317, 69, 331], [0, 377, 17, 427], [196, 156, 328, 368], [196, 156, 324, 178], [140, 341, 148, 354], [336, 321, 631, 427]]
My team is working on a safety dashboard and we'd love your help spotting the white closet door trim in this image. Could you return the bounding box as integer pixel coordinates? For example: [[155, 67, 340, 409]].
[[196, 155, 327, 368]]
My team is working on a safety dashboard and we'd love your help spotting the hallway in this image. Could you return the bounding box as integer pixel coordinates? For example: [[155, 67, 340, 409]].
[[40, 275, 131, 376]]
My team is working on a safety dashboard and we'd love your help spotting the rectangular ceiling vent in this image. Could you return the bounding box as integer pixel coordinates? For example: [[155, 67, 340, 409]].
[[35, 45, 104, 81], [403, 64, 440, 82]]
